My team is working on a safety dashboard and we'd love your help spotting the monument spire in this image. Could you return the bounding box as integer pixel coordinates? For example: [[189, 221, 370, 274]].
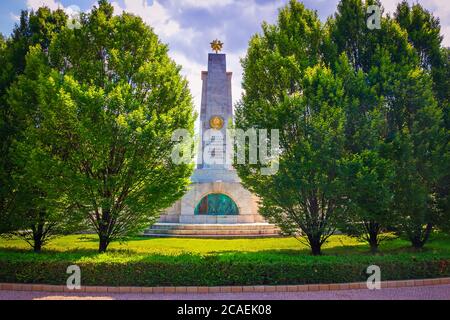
[[197, 42, 233, 170]]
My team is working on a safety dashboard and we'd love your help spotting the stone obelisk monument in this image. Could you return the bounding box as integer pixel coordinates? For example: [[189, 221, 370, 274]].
[[145, 41, 278, 237]]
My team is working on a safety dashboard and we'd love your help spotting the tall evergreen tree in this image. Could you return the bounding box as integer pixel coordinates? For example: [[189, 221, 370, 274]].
[[6, 46, 81, 251], [395, 1, 450, 237], [394, 1, 445, 96], [327, 0, 445, 249], [325, 1, 394, 251], [0, 7, 69, 249], [236, 1, 348, 255]]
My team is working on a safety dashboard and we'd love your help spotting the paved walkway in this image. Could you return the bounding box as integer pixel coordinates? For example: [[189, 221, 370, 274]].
[[1, 285, 449, 300]]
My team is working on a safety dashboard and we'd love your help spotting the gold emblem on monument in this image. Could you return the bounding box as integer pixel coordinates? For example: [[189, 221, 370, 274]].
[[210, 39, 224, 53], [210, 116, 224, 129]]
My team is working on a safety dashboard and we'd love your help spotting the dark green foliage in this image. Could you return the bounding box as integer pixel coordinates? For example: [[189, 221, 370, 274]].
[[341, 150, 395, 253], [0, 8, 71, 250], [332, 1, 445, 249], [237, 0, 448, 254], [394, 1, 450, 244], [333, 52, 396, 253], [236, 0, 349, 256], [394, 1, 445, 99], [0, 251, 448, 286]]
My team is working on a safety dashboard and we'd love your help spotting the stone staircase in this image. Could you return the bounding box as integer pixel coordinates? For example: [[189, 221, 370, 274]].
[[143, 223, 280, 238]]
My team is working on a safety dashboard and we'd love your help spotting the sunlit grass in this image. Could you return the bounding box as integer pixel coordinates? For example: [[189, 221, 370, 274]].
[[0, 234, 364, 255], [0, 232, 448, 259]]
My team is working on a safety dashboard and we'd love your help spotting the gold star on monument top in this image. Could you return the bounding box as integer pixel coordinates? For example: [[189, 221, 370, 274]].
[[210, 39, 224, 53]]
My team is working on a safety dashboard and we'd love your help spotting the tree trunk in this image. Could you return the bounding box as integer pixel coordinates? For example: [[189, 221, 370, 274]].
[[366, 222, 380, 254], [33, 238, 42, 253], [99, 236, 109, 253], [310, 243, 322, 256], [410, 223, 433, 249], [411, 237, 423, 249], [98, 208, 111, 253], [308, 235, 322, 256], [368, 238, 378, 254], [32, 220, 45, 253]]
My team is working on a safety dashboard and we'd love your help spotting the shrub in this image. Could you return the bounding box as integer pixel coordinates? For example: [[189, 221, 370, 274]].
[[0, 251, 448, 286]]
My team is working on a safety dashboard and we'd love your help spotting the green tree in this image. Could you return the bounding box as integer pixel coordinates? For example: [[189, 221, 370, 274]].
[[6, 46, 82, 252], [395, 1, 450, 236], [362, 45, 445, 249], [330, 52, 396, 253], [328, 0, 445, 249], [341, 151, 395, 253], [394, 1, 445, 99], [28, 1, 195, 252], [238, 0, 446, 253], [436, 48, 450, 231], [0, 34, 16, 234], [241, 0, 322, 108], [0, 8, 69, 247], [386, 65, 445, 248], [236, 1, 349, 255], [237, 63, 348, 256]]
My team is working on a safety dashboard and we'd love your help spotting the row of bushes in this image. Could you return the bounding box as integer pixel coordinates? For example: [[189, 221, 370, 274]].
[[1, 253, 449, 286]]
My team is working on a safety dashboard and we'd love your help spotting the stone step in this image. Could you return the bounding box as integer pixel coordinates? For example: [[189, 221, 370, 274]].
[[143, 233, 282, 238], [150, 225, 277, 231], [143, 223, 281, 238], [148, 229, 278, 235], [149, 228, 278, 233]]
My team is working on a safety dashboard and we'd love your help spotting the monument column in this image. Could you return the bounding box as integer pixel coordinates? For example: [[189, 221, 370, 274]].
[[197, 40, 233, 170]]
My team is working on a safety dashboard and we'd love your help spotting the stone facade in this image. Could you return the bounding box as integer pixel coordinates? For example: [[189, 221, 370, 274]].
[[159, 172, 264, 224]]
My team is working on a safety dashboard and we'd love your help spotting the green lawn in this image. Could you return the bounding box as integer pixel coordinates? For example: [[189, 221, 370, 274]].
[[0, 234, 365, 255], [0, 232, 449, 259]]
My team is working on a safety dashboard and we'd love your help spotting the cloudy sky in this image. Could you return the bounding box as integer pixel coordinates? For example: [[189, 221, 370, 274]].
[[1, 0, 449, 113]]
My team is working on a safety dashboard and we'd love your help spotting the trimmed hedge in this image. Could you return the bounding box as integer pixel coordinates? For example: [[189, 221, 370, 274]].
[[0, 251, 449, 286]]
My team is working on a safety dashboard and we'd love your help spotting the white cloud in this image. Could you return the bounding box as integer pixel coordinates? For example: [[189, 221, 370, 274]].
[[169, 51, 204, 113], [380, 0, 398, 15], [441, 25, 450, 46], [238, 0, 283, 23], [227, 50, 246, 103], [381, 0, 450, 16], [27, 0, 62, 11], [172, 0, 235, 9], [26, 0, 85, 18], [9, 13, 20, 22], [112, 0, 181, 38]]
